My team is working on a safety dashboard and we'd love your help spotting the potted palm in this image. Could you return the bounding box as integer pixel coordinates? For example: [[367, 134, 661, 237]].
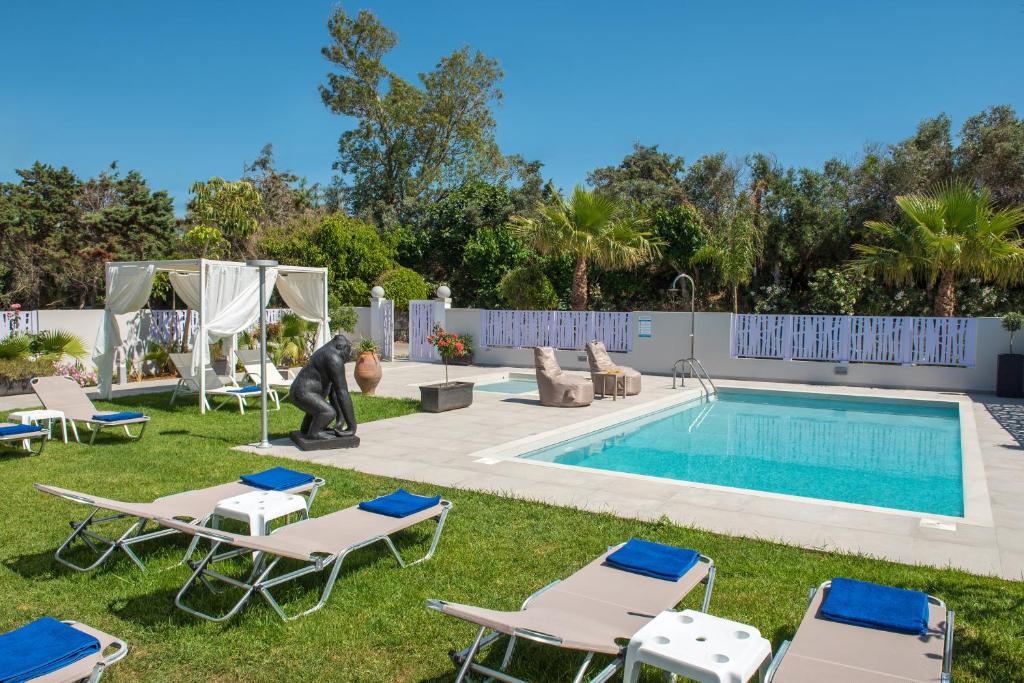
[[419, 324, 473, 412], [353, 337, 383, 395], [997, 312, 1024, 398]]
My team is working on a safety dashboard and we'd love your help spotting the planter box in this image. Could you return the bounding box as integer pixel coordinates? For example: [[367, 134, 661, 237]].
[[419, 381, 474, 413], [0, 377, 33, 397], [997, 353, 1024, 398]]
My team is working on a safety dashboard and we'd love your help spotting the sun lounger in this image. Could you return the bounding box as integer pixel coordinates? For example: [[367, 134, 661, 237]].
[[0, 422, 49, 455], [765, 579, 954, 683], [30, 376, 149, 445], [427, 540, 715, 683], [0, 617, 127, 683], [155, 489, 451, 622], [167, 353, 280, 414], [236, 349, 294, 395], [35, 469, 324, 572]]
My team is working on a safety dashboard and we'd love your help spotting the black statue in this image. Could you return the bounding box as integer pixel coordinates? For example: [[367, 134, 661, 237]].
[[289, 333, 360, 450]]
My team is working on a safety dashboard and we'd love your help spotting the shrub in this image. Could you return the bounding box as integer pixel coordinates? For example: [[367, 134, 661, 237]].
[[498, 265, 558, 310], [52, 361, 98, 387], [0, 358, 55, 381], [807, 268, 864, 315], [329, 294, 358, 333], [376, 267, 429, 310]]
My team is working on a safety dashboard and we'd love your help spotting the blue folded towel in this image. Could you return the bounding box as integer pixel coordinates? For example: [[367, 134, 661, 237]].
[[240, 466, 315, 491], [91, 411, 145, 422], [820, 577, 930, 635], [0, 424, 43, 437], [228, 386, 261, 394], [358, 489, 441, 518], [605, 538, 700, 582], [0, 616, 100, 683]]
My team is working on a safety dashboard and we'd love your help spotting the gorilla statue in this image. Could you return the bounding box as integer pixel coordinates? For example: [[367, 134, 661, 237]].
[[289, 333, 359, 448]]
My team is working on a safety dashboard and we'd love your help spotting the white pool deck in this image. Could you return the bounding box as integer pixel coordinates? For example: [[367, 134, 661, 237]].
[[237, 359, 1024, 581]]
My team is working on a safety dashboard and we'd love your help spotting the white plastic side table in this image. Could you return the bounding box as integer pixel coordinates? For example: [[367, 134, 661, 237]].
[[212, 490, 308, 537], [624, 610, 772, 683], [8, 409, 70, 448]]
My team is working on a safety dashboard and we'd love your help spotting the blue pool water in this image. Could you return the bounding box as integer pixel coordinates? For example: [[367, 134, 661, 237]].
[[523, 390, 963, 516], [476, 378, 538, 394]]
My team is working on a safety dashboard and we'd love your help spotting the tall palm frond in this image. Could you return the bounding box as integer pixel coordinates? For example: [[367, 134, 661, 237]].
[[33, 329, 88, 361], [0, 334, 32, 360]]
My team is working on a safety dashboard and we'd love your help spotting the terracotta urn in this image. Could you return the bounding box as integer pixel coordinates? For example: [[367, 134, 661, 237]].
[[354, 351, 382, 395]]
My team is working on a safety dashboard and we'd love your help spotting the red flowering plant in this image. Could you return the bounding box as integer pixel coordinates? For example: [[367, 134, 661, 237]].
[[426, 323, 468, 385]]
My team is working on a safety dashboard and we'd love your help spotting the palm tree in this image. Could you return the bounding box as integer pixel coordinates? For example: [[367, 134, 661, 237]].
[[511, 186, 660, 310], [690, 202, 761, 313], [853, 181, 1024, 317]]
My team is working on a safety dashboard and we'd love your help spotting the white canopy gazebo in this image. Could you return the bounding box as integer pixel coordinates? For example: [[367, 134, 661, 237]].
[[93, 258, 329, 413]]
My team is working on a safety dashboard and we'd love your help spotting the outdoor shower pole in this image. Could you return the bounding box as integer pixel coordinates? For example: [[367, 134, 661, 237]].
[[248, 259, 277, 449], [670, 272, 696, 360]]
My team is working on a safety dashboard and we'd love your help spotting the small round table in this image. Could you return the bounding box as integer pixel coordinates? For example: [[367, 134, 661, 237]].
[[8, 409, 70, 448], [624, 609, 772, 683]]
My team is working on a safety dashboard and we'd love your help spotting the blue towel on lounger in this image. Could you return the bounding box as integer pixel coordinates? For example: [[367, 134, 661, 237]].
[[605, 538, 700, 582], [0, 424, 43, 437], [0, 616, 100, 683], [91, 411, 145, 422], [358, 489, 441, 518], [228, 386, 261, 394], [240, 467, 315, 491], [820, 577, 929, 635]]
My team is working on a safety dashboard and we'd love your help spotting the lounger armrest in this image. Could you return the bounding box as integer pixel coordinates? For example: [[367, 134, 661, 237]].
[[511, 627, 563, 647], [425, 598, 448, 612], [763, 639, 790, 682]]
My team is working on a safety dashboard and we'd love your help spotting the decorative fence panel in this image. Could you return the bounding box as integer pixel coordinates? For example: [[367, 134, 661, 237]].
[[409, 301, 438, 361], [731, 314, 976, 367], [141, 308, 292, 347], [0, 310, 39, 340], [478, 310, 633, 352], [379, 299, 395, 361]]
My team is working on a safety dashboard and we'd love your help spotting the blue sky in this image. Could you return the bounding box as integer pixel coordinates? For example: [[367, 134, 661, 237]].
[[2, 1, 1022, 212]]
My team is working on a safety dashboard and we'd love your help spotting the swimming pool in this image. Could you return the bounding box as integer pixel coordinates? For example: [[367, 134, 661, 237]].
[[475, 376, 538, 394], [521, 389, 963, 516]]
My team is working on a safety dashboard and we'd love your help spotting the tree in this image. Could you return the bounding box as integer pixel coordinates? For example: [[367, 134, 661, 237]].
[[955, 106, 1024, 206], [185, 177, 264, 259], [853, 181, 1024, 316], [498, 264, 558, 310], [243, 144, 321, 225], [690, 198, 761, 313], [511, 186, 660, 310], [319, 7, 504, 222], [376, 266, 429, 309], [588, 143, 687, 208]]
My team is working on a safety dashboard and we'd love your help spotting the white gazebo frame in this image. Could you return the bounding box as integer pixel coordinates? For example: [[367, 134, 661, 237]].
[[104, 258, 329, 414]]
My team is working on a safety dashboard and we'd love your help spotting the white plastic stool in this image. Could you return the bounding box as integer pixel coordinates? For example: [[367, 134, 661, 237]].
[[212, 490, 308, 537], [8, 409, 70, 449], [624, 610, 772, 683]]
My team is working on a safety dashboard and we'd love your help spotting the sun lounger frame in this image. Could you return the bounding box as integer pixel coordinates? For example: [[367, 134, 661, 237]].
[[0, 425, 48, 455], [40, 479, 324, 572], [428, 551, 716, 683], [56, 620, 129, 683], [168, 353, 280, 414], [167, 500, 452, 622], [764, 580, 955, 683], [30, 376, 150, 445]]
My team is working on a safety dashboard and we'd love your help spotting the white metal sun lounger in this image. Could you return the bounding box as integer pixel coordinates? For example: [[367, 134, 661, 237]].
[[765, 580, 954, 683], [168, 353, 279, 413], [30, 376, 149, 445], [35, 476, 324, 572], [155, 497, 451, 622], [236, 349, 294, 395], [427, 543, 715, 683], [0, 422, 49, 455]]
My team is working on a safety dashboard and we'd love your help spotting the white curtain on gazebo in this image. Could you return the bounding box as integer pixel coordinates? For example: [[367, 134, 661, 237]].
[[94, 264, 156, 397], [170, 264, 277, 371], [275, 270, 330, 348]]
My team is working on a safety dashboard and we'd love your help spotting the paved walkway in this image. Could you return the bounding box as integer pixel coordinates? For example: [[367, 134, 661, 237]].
[[234, 360, 1024, 580]]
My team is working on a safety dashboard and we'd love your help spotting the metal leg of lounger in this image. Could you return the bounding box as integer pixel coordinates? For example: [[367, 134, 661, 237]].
[[941, 607, 955, 683], [55, 510, 149, 572], [455, 626, 487, 683], [381, 504, 450, 568], [701, 562, 716, 612], [175, 541, 282, 622]]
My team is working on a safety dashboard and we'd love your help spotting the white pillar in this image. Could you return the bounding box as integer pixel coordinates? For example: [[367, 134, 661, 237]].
[[369, 286, 385, 347], [198, 260, 206, 414]]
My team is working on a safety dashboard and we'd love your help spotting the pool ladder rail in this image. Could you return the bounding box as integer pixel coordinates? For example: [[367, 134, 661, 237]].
[[672, 357, 717, 397]]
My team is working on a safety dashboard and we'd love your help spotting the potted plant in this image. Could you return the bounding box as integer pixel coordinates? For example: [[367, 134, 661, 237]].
[[419, 324, 473, 412], [997, 312, 1024, 398], [353, 337, 383, 395]]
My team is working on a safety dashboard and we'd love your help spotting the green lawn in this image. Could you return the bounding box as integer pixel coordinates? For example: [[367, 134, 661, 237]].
[[1, 391, 1022, 682]]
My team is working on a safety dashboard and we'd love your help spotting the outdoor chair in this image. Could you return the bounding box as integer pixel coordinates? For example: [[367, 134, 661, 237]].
[[168, 353, 280, 413], [0, 422, 49, 455], [765, 579, 954, 682], [156, 489, 451, 622], [236, 348, 294, 396], [585, 340, 642, 395], [30, 376, 149, 445], [534, 346, 594, 407], [35, 468, 325, 572], [428, 539, 715, 683], [0, 617, 127, 683]]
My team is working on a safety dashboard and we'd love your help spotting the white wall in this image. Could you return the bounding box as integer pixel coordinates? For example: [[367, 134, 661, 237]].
[[443, 308, 1005, 393], [353, 306, 371, 341]]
